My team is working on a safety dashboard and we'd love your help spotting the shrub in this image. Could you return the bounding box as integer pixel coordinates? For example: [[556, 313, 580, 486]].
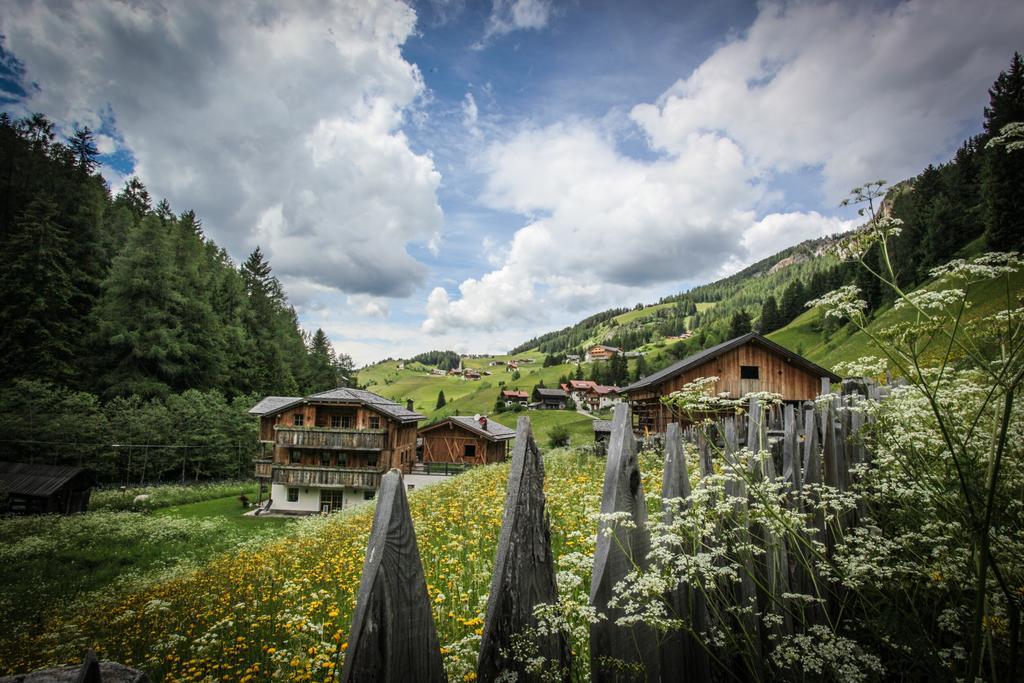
[[548, 424, 571, 448]]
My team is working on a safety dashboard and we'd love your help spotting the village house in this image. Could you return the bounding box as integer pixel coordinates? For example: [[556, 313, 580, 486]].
[[585, 344, 622, 362], [417, 416, 515, 474], [620, 332, 841, 433], [0, 462, 94, 515], [532, 387, 569, 410], [588, 385, 622, 411], [564, 353, 581, 363], [499, 389, 529, 408], [249, 388, 425, 514], [561, 379, 598, 405]]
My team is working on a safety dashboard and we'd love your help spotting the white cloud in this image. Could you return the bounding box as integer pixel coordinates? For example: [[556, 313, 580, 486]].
[[630, 0, 1024, 201], [1, 0, 442, 298], [462, 92, 479, 128], [477, 0, 553, 46], [426, 0, 1024, 336]]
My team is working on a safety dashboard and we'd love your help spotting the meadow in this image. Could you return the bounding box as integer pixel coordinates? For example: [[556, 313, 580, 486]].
[[0, 489, 294, 646], [0, 448, 632, 681]]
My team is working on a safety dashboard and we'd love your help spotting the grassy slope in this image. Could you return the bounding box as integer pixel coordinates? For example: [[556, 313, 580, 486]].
[[768, 264, 1024, 370], [0, 491, 294, 633]]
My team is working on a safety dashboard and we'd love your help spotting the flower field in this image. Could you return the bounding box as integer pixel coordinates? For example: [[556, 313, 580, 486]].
[[1, 448, 635, 682]]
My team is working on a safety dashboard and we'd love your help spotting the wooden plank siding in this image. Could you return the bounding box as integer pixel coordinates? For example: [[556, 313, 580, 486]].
[[629, 342, 827, 433], [420, 425, 508, 466]]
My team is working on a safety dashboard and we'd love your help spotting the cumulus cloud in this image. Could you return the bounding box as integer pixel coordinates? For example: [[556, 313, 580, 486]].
[[1, 0, 442, 298], [630, 0, 1024, 201], [477, 0, 553, 46], [426, 0, 1023, 334]]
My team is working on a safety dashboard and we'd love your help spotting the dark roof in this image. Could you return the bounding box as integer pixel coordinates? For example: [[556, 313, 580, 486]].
[[0, 462, 92, 497], [534, 388, 568, 399], [622, 332, 841, 393], [249, 396, 302, 415], [421, 416, 516, 441], [593, 420, 613, 434], [252, 388, 426, 423]]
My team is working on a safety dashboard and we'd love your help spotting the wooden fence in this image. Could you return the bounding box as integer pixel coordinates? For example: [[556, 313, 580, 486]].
[[340, 381, 882, 681]]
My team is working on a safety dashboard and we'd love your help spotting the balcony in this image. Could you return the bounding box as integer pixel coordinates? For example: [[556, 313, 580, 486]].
[[275, 426, 386, 451], [270, 464, 381, 490], [254, 459, 273, 478]]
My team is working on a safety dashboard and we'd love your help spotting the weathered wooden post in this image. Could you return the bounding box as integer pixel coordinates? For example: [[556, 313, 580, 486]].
[[340, 469, 446, 682], [660, 423, 712, 681], [589, 404, 660, 681], [478, 417, 571, 681]]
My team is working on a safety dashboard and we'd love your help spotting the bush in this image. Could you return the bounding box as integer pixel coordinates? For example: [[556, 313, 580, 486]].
[[547, 424, 571, 448]]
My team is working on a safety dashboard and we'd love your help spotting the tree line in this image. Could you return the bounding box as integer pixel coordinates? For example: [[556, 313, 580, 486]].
[[0, 113, 355, 479]]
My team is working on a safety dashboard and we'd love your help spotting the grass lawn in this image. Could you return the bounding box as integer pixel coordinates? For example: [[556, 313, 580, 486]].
[[492, 409, 596, 447], [0, 491, 295, 637]]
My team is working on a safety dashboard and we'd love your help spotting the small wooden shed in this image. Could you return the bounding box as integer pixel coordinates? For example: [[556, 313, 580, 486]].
[[418, 416, 515, 466], [0, 462, 94, 514]]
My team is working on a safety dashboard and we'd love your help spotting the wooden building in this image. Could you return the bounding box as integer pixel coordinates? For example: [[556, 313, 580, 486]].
[[621, 332, 841, 433], [249, 388, 425, 514], [0, 462, 94, 514], [533, 387, 568, 410], [585, 344, 621, 362], [417, 416, 515, 469]]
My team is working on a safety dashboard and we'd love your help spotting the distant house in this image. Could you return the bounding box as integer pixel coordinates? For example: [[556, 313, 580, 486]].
[[462, 369, 481, 380], [0, 462, 94, 515], [505, 361, 518, 372], [517, 357, 536, 364], [588, 385, 622, 410], [488, 360, 504, 366], [585, 344, 622, 362], [500, 390, 530, 408], [532, 387, 568, 410], [418, 416, 515, 470], [620, 332, 841, 433], [624, 351, 644, 358], [564, 354, 581, 363], [561, 379, 597, 405], [249, 388, 424, 514]]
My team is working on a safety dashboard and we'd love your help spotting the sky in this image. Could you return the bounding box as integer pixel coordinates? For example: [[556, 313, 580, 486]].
[[1, 0, 1021, 366]]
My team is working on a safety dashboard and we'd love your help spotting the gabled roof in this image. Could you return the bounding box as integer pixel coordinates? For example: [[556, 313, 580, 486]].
[[533, 388, 568, 398], [248, 396, 302, 416], [566, 380, 598, 390], [501, 390, 529, 399], [621, 332, 841, 393], [0, 462, 93, 497], [592, 385, 620, 395], [589, 344, 621, 352], [251, 388, 426, 423], [593, 420, 614, 434], [420, 416, 516, 442]]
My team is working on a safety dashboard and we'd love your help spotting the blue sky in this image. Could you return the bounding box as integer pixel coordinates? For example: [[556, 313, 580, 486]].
[[1, 0, 1021, 365]]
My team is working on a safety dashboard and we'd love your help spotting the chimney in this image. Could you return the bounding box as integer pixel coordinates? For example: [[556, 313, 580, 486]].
[[479, 416, 488, 429], [406, 399, 415, 412]]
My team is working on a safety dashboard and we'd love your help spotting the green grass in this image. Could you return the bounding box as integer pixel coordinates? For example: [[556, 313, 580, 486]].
[[492, 409, 596, 447], [0, 493, 295, 632], [768, 265, 1024, 371]]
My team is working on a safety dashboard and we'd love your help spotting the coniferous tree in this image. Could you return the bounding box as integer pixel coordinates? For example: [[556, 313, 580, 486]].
[[436, 390, 446, 409], [306, 329, 340, 393], [759, 295, 780, 333], [0, 196, 77, 383], [728, 309, 753, 338], [982, 52, 1024, 251], [779, 280, 807, 324], [632, 354, 647, 382]]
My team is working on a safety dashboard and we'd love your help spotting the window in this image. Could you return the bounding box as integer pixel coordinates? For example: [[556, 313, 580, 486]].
[[293, 413, 304, 427], [287, 488, 299, 502], [740, 365, 760, 380], [338, 453, 349, 467], [320, 452, 332, 467], [369, 416, 380, 429], [290, 450, 301, 464], [366, 453, 378, 467], [464, 444, 477, 459], [407, 484, 415, 491], [330, 415, 341, 428], [363, 491, 376, 501]]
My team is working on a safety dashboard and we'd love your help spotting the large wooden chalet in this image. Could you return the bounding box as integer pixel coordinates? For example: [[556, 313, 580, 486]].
[[417, 416, 515, 472], [621, 332, 841, 433], [249, 388, 424, 514]]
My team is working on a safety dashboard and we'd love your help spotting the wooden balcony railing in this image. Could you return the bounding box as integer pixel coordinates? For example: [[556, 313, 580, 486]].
[[270, 464, 381, 490], [274, 427, 386, 451], [254, 459, 273, 478]]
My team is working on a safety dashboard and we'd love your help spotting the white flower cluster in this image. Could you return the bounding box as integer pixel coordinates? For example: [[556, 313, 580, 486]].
[[928, 251, 1023, 283], [805, 285, 868, 321], [892, 288, 968, 312]]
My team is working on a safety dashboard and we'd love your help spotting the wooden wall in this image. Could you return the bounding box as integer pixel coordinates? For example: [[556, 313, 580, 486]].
[[420, 424, 507, 465], [627, 342, 827, 433]]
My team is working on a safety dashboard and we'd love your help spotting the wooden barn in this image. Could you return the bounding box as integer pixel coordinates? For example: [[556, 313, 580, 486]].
[[0, 462, 94, 514], [418, 416, 515, 466], [621, 332, 841, 433]]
